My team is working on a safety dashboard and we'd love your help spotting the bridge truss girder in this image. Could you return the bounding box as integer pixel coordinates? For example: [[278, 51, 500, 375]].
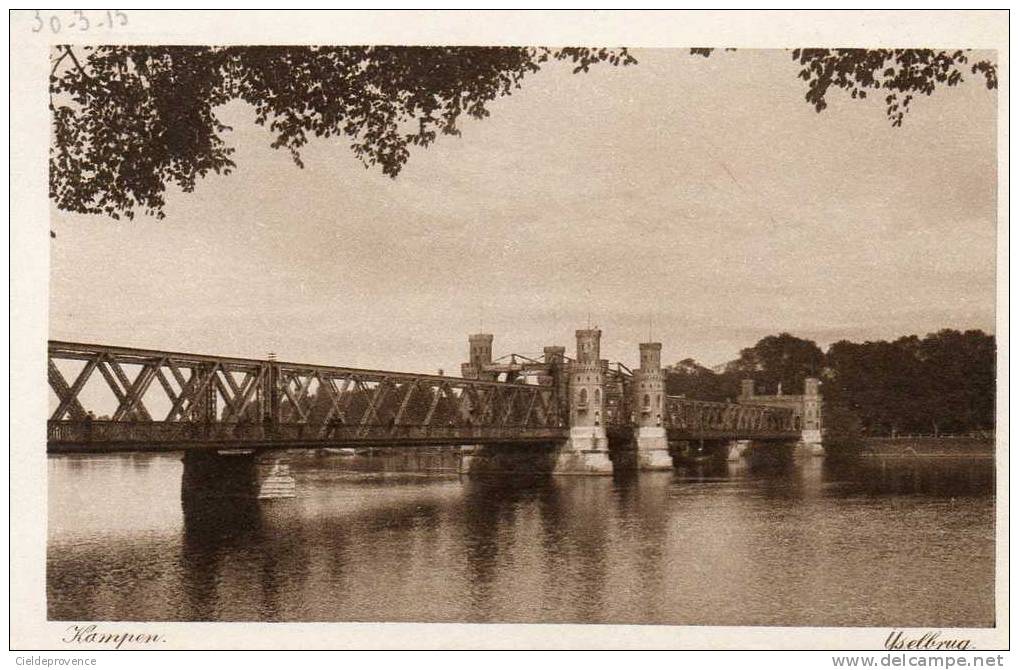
[[47, 341, 564, 449], [662, 395, 798, 440]]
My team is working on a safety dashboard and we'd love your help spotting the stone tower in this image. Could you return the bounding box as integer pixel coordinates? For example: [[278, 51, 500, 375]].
[[553, 328, 612, 474], [801, 377, 822, 446], [461, 333, 495, 381], [571, 328, 605, 430], [632, 342, 672, 469], [542, 345, 569, 417], [543, 345, 566, 366]]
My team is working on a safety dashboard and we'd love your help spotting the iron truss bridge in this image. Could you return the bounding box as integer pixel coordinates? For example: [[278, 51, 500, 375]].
[[601, 396, 798, 442], [47, 341, 566, 453], [46, 341, 800, 452], [662, 396, 799, 441]]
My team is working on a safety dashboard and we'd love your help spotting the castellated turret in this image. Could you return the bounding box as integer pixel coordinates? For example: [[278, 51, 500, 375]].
[[554, 327, 612, 474], [633, 342, 664, 427], [632, 341, 672, 470], [543, 345, 566, 366], [541, 345, 569, 403], [570, 329, 605, 428], [460, 333, 495, 380], [802, 377, 821, 438]]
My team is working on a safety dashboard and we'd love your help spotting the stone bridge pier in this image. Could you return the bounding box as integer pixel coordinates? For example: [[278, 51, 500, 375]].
[[727, 439, 752, 461], [181, 450, 296, 502]]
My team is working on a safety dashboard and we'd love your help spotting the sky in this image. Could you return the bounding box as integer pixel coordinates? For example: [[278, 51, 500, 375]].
[[49, 49, 998, 375]]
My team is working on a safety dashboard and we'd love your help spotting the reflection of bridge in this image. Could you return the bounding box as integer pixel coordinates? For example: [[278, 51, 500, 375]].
[[47, 328, 819, 497]]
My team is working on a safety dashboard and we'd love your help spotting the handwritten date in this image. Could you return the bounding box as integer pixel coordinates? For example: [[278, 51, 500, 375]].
[[31, 10, 128, 34]]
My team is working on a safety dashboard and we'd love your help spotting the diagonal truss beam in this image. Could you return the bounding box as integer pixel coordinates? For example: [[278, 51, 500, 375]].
[[49, 357, 94, 421]]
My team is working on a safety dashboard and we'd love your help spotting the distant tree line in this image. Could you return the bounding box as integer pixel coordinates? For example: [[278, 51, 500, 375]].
[[664, 329, 995, 437]]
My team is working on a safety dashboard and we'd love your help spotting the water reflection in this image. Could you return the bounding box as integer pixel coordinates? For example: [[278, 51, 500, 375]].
[[179, 500, 305, 621], [825, 456, 996, 497], [48, 449, 995, 626]]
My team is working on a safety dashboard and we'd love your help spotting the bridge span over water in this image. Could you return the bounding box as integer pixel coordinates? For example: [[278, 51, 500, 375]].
[[47, 328, 821, 498]]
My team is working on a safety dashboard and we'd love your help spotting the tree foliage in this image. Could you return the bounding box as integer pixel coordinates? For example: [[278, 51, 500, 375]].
[[825, 329, 995, 436], [51, 46, 997, 221], [665, 333, 824, 402], [664, 358, 739, 401], [726, 332, 825, 394], [664, 329, 996, 437], [695, 48, 997, 127], [791, 49, 997, 127], [50, 45, 636, 220]]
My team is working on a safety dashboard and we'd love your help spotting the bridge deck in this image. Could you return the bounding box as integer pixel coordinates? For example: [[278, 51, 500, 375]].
[[47, 421, 798, 453]]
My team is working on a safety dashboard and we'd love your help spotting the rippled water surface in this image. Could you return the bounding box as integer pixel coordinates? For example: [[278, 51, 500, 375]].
[[47, 449, 995, 626]]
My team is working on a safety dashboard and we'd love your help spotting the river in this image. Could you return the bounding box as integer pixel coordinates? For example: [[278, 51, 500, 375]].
[[47, 447, 995, 626]]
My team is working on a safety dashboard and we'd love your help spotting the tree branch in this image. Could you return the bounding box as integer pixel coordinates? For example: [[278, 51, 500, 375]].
[[62, 45, 91, 81]]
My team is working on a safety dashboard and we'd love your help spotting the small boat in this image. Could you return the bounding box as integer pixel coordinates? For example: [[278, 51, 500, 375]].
[[322, 447, 357, 456]]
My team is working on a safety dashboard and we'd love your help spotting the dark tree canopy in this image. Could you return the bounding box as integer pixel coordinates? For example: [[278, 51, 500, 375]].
[[50, 46, 997, 221], [665, 333, 825, 402], [824, 329, 996, 436], [726, 332, 826, 395], [696, 47, 997, 127], [663, 328, 995, 438], [664, 358, 739, 401], [50, 45, 636, 220]]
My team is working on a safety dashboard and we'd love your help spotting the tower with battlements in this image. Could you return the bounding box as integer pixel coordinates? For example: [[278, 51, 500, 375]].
[[460, 333, 495, 381], [632, 342, 672, 469], [552, 328, 613, 474]]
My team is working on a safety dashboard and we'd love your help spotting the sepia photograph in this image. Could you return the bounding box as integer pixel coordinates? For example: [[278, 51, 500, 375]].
[[10, 9, 1008, 653]]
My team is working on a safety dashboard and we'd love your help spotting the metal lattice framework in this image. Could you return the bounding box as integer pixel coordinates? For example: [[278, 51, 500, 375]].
[[663, 396, 796, 440], [46, 341, 800, 451], [47, 341, 565, 451]]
